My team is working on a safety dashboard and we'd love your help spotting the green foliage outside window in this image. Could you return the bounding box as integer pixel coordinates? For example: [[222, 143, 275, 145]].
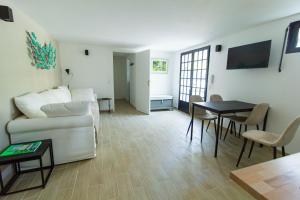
[[152, 59, 168, 73]]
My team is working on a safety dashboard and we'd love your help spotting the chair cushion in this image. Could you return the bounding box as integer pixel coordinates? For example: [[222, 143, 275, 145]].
[[242, 130, 280, 146], [221, 113, 236, 118], [41, 102, 90, 118], [230, 115, 247, 123], [15, 93, 47, 118], [196, 113, 217, 120]]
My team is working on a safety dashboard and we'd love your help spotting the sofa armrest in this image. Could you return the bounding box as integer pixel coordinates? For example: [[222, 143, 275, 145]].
[[7, 115, 94, 134]]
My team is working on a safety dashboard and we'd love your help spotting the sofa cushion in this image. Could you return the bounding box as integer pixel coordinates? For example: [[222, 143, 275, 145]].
[[40, 88, 71, 104], [71, 88, 96, 102], [41, 102, 90, 118], [40, 89, 61, 104], [58, 86, 72, 102], [15, 93, 47, 118]]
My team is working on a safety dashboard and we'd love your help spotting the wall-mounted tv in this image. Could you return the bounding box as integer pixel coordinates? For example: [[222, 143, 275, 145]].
[[226, 40, 271, 70]]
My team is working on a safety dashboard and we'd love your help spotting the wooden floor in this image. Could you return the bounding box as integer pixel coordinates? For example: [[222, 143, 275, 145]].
[[2, 100, 276, 200]]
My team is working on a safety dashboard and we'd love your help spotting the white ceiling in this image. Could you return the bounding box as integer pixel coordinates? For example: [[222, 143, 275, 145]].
[[10, 0, 300, 51]]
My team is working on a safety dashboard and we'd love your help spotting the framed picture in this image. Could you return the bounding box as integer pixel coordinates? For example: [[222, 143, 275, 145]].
[[151, 58, 168, 74]]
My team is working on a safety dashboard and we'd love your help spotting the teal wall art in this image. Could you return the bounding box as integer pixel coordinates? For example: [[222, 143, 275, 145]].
[[26, 31, 56, 70]]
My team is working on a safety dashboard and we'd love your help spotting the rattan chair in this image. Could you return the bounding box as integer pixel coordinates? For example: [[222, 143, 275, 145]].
[[186, 95, 217, 142], [236, 116, 300, 167]]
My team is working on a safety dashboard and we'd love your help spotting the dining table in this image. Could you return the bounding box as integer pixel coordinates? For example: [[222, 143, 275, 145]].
[[190, 100, 269, 157]]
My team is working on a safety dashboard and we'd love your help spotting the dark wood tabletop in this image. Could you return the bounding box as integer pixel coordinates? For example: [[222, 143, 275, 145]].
[[193, 100, 256, 114], [0, 139, 51, 165], [0, 139, 54, 195], [190, 100, 268, 157]]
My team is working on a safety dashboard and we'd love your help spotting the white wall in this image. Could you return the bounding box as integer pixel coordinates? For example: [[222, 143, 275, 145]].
[[59, 43, 114, 110], [150, 51, 176, 96], [113, 56, 127, 99], [173, 14, 300, 153], [0, 2, 62, 151], [0, 1, 62, 180]]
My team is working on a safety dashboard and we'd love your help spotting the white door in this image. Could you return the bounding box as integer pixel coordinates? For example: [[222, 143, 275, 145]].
[[135, 50, 150, 114]]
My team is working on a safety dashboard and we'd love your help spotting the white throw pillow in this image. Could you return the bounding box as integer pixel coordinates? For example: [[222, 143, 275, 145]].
[[71, 88, 95, 102], [41, 101, 90, 117], [40, 89, 61, 104], [15, 93, 47, 118], [57, 86, 72, 102], [53, 88, 71, 103]]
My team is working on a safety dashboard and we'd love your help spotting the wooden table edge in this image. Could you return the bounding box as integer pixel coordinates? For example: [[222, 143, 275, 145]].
[[230, 171, 268, 200]]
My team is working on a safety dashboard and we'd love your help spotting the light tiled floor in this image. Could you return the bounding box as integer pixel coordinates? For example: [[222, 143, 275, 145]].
[[2, 100, 276, 200]]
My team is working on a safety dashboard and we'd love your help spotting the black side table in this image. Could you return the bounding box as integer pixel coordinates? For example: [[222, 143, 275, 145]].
[[0, 139, 54, 195], [98, 97, 112, 112]]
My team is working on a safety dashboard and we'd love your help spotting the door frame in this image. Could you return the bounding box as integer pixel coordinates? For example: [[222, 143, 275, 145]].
[[178, 46, 211, 113]]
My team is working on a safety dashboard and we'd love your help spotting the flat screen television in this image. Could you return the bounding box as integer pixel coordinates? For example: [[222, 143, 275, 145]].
[[226, 40, 272, 70]]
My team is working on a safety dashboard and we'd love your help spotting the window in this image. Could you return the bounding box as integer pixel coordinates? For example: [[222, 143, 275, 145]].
[[286, 21, 300, 53], [178, 46, 210, 113]]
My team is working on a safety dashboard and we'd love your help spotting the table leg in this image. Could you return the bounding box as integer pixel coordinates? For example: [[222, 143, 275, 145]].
[[220, 117, 224, 139], [15, 162, 21, 175], [263, 109, 269, 131], [39, 158, 45, 188], [13, 162, 18, 175], [49, 141, 54, 167], [0, 170, 4, 192], [214, 113, 221, 157], [109, 100, 111, 113], [190, 104, 195, 141]]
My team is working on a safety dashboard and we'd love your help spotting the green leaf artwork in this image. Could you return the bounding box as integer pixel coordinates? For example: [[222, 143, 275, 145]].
[[151, 59, 168, 74], [26, 31, 56, 70]]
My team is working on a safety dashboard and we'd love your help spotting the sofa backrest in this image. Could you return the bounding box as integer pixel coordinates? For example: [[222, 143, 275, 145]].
[[70, 88, 96, 102], [40, 87, 71, 104], [14, 86, 72, 119]]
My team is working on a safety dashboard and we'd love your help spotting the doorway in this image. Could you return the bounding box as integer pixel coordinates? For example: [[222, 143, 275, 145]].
[[113, 51, 150, 114], [178, 46, 210, 113], [113, 53, 131, 102]]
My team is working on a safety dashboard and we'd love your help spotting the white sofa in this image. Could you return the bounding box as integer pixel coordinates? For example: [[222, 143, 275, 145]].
[[7, 86, 99, 165]]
